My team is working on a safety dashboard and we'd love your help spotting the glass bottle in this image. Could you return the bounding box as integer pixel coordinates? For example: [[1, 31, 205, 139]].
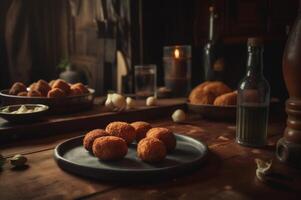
[[236, 38, 270, 147], [203, 6, 225, 81]]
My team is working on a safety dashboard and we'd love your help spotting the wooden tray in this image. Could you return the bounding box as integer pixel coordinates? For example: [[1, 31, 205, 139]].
[[54, 134, 208, 181], [0, 89, 95, 114]]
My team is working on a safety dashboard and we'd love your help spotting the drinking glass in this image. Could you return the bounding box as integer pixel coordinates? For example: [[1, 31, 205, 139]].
[[134, 65, 157, 98]]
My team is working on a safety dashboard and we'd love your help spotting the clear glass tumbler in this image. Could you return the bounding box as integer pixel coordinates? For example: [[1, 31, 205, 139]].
[[134, 65, 157, 99]]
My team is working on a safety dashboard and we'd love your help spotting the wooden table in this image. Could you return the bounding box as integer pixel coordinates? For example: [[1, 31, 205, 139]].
[[1, 102, 301, 200]]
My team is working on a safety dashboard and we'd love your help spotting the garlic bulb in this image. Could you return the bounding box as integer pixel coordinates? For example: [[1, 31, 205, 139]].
[[172, 109, 186, 122], [105, 93, 126, 111], [146, 96, 157, 106], [126, 97, 136, 109], [105, 94, 114, 110]]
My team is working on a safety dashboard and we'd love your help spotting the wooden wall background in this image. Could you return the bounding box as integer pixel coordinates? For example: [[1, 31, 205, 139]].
[[0, 0, 299, 101]]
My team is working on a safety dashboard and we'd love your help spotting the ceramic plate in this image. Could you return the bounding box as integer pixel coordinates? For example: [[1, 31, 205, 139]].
[[54, 134, 208, 181]]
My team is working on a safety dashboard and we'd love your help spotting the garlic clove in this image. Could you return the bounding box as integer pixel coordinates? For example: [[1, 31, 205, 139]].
[[126, 97, 136, 109], [105, 94, 114, 110], [146, 96, 157, 106], [172, 109, 186, 122], [111, 93, 126, 111]]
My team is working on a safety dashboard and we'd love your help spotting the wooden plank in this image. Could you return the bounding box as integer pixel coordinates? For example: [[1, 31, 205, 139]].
[[83, 155, 301, 200], [0, 149, 118, 200], [0, 131, 83, 157], [0, 113, 293, 200]]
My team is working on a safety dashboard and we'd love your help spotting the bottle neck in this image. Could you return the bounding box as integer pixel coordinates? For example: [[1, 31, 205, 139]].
[[246, 46, 263, 76], [209, 9, 215, 41]]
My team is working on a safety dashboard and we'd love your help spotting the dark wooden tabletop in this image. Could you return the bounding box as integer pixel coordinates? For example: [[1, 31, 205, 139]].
[[0, 105, 300, 200]]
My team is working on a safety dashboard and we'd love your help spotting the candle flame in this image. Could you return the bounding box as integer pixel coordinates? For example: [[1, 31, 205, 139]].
[[174, 49, 180, 58]]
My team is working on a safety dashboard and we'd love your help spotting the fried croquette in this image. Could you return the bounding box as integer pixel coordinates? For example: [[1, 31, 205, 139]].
[[52, 79, 71, 94], [83, 129, 109, 151], [189, 81, 210, 99], [49, 80, 56, 87], [137, 137, 166, 163], [47, 88, 65, 98], [202, 81, 232, 97], [69, 87, 83, 96], [33, 80, 51, 96], [131, 121, 152, 142], [92, 136, 128, 160], [189, 81, 216, 104], [213, 91, 237, 106], [189, 90, 216, 104], [29, 82, 37, 91], [71, 83, 89, 94], [9, 82, 27, 95], [189, 81, 232, 105], [105, 121, 136, 144], [27, 90, 42, 97], [17, 91, 28, 96], [146, 127, 176, 152]]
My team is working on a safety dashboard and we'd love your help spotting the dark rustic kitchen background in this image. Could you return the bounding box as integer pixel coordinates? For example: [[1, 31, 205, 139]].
[[0, 0, 298, 101]]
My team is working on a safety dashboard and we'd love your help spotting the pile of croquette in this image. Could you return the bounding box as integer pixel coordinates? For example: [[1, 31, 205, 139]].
[[83, 121, 176, 163], [8, 79, 89, 98]]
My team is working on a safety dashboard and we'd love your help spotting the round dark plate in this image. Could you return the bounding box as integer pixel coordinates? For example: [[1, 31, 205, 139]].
[[54, 134, 208, 181], [0, 89, 95, 114], [0, 104, 49, 123], [188, 103, 236, 120]]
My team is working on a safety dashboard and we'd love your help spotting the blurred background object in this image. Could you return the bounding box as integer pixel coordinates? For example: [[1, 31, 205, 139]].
[[0, 0, 299, 102]]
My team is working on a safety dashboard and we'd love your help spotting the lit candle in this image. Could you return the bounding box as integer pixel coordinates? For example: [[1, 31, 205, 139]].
[[163, 45, 191, 97], [174, 49, 180, 59]]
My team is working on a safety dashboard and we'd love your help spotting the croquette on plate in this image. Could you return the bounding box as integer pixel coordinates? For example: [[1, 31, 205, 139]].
[[105, 121, 136, 144], [146, 127, 176, 152], [131, 121, 152, 142], [137, 137, 166, 163], [83, 129, 109, 152], [92, 136, 128, 160]]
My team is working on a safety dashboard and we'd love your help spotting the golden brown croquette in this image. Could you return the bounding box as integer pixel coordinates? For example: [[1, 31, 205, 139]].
[[137, 137, 166, 163], [105, 121, 136, 145], [83, 129, 109, 152], [146, 127, 176, 152], [92, 136, 128, 160], [131, 121, 152, 142]]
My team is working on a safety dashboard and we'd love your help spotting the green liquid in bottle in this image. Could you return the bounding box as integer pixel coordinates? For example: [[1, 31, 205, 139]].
[[236, 104, 269, 147]]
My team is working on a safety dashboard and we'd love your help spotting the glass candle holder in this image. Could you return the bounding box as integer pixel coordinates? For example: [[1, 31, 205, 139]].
[[163, 45, 191, 97]]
